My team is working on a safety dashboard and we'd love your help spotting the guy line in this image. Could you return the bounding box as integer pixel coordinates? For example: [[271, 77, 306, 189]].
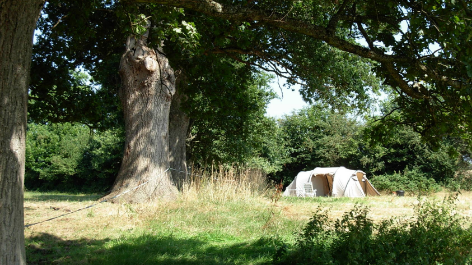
[[24, 167, 193, 228]]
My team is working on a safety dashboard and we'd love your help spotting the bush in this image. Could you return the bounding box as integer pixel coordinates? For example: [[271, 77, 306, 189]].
[[370, 167, 442, 195], [274, 195, 472, 265], [25, 123, 90, 190], [445, 171, 472, 191], [25, 122, 123, 192], [275, 196, 472, 264]]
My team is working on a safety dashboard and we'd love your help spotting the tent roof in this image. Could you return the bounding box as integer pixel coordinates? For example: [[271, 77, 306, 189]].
[[311, 167, 365, 176]]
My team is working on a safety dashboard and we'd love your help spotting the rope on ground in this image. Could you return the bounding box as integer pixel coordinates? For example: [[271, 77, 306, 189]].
[[170, 168, 186, 174], [169, 167, 205, 178], [168, 167, 192, 176], [24, 168, 170, 228]]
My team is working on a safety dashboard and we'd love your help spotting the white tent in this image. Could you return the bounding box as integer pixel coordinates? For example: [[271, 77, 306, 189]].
[[283, 167, 380, 197]]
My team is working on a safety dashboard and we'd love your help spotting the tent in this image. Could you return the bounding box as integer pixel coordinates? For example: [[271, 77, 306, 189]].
[[283, 167, 380, 197]]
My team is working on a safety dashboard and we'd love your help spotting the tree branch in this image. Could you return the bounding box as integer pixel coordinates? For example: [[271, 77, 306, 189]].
[[373, 106, 401, 123], [136, 0, 467, 98], [327, 0, 354, 35], [52, 14, 67, 29], [383, 62, 427, 99], [137, 0, 406, 63], [356, 22, 374, 50]]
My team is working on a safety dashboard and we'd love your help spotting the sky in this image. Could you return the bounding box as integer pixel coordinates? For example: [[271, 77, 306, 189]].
[[265, 82, 309, 118]]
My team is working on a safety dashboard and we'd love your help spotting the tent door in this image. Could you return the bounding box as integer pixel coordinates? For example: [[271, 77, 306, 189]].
[[312, 174, 332, 196], [356, 172, 366, 193], [326, 174, 334, 196]]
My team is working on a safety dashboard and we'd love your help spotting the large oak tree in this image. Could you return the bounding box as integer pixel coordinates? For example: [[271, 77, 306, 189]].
[[105, 0, 472, 203], [0, 0, 44, 263], [1, 0, 471, 262], [30, 1, 379, 203]]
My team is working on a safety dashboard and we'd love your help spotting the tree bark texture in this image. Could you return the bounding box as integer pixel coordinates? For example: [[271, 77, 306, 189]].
[[106, 34, 178, 203], [169, 75, 190, 189], [0, 0, 44, 264]]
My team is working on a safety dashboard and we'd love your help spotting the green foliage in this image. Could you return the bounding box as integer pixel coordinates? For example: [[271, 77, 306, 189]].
[[75, 127, 124, 192], [370, 167, 442, 195], [29, 68, 119, 127], [275, 196, 472, 265], [128, 13, 150, 36], [187, 69, 277, 168], [272, 105, 364, 185], [25, 123, 123, 192], [261, 29, 383, 113], [354, 0, 472, 143], [154, 0, 472, 146], [26, 123, 90, 183], [31, 0, 125, 129], [444, 171, 472, 192], [273, 104, 469, 192], [360, 109, 472, 193], [247, 116, 290, 175], [360, 123, 461, 182]]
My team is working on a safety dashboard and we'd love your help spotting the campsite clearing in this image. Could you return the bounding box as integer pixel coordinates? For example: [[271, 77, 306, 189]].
[[24, 191, 472, 264]]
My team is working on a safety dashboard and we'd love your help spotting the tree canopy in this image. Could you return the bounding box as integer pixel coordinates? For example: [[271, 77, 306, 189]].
[[30, 0, 382, 126], [29, 0, 383, 173], [137, 0, 472, 142], [27, 0, 472, 193]]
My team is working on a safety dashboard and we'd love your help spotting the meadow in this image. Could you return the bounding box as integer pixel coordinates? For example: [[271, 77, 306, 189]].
[[24, 170, 472, 264]]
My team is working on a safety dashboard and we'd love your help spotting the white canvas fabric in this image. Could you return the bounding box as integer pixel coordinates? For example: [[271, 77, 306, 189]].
[[283, 171, 312, 197], [283, 167, 380, 197]]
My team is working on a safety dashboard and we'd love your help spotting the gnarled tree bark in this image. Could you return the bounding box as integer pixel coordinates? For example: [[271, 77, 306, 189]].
[[105, 32, 178, 203], [169, 74, 190, 189], [0, 0, 44, 264]]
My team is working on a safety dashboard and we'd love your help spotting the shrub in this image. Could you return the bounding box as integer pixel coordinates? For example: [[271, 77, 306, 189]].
[[370, 167, 441, 195], [25, 122, 123, 192], [275, 195, 472, 265], [445, 171, 472, 191], [25, 123, 90, 190]]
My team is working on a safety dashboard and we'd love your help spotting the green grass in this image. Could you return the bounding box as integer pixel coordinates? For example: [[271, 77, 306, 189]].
[[25, 193, 298, 264], [24, 191, 102, 202], [24, 189, 472, 265], [27, 231, 281, 264]]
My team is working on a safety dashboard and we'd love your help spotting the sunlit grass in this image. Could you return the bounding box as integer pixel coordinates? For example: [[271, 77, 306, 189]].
[[24, 171, 472, 264], [24, 191, 102, 202]]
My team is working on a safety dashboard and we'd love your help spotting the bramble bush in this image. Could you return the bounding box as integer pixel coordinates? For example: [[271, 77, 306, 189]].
[[274, 194, 472, 265]]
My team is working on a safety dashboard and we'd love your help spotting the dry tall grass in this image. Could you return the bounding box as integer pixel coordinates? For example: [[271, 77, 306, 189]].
[[180, 165, 270, 202]]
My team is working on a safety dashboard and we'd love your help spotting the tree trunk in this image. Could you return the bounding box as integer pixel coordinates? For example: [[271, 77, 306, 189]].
[[169, 74, 190, 189], [105, 33, 178, 203], [0, 0, 44, 264]]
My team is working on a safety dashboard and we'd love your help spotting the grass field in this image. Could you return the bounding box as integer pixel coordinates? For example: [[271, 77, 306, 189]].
[[24, 177, 472, 264]]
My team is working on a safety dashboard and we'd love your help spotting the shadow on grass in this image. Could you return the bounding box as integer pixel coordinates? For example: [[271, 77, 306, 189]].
[[27, 233, 105, 265], [26, 232, 279, 265], [25, 192, 102, 202]]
